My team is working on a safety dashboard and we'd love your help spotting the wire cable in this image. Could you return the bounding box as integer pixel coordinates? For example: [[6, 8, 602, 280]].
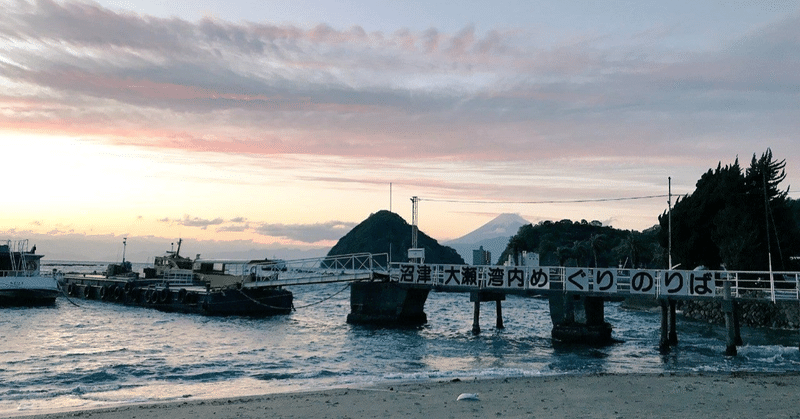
[[420, 194, 672, 205]]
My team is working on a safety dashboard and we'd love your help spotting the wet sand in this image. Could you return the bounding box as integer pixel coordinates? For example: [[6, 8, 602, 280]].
[[8, 372, 800, 419]]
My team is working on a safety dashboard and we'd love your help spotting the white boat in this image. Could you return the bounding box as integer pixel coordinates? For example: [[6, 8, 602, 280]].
[[0, 240, 60, 306]]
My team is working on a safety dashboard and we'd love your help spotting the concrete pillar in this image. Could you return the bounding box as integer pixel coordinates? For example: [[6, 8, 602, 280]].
[[472, 300, 481, 334], [470, 291, 505, 334], [549, 293, 613, 345], [659, 300, 670, 353], [347, 281, 429, 326], [733, 301, 743, 346], [722, 280, 737, 356], [668, 299, 678, 345], [496, 300, 504, 329]]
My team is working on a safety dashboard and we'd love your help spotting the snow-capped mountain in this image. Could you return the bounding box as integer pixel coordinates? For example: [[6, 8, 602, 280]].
[[444, 213, 530, 265]]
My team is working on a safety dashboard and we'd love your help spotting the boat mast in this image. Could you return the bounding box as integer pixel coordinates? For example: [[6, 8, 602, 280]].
[[122, 237, 127, 264], [175, 238, 183, 258]]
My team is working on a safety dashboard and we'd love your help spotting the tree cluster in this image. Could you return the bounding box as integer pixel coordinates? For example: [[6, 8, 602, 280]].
[[499, 219, 664, 269], [658, 148, 800, 271]]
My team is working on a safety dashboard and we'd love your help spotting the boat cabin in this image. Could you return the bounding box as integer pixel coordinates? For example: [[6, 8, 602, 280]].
[[0, 241, 42, 276]]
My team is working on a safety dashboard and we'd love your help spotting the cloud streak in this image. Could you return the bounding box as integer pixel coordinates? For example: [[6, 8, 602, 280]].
[[252, 221, 358, 243], [155, 214, 355, 243], [4, 0, 797, 165], [3, 0, 800, 244]]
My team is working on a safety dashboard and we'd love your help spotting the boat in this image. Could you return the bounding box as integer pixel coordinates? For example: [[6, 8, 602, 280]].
[[59, 239, 292, 316], [0, 240, 60, 306]]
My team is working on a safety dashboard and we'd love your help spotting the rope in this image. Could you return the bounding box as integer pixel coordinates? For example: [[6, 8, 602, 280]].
[[231, 287, 296, 311], [291, 282, 352, 309], [234, 282, 352, 311], [57, 281, 81, 307]]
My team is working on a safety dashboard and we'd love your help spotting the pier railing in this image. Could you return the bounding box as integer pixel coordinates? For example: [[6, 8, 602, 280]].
[[388, 263, 800, 303], [246, 253, 390, 287]]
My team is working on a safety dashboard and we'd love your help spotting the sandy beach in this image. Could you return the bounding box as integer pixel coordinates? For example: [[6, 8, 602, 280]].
[[7, 372, 800, 419]]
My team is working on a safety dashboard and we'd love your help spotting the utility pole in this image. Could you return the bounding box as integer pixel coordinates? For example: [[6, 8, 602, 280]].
[[410, 196, 419, 249], [668, 177, 672, 269], [763, 171, 775, 302]]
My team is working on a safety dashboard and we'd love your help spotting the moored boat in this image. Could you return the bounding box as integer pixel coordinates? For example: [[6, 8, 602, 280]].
[[59, 239, 292, 316], [0, 240, 60, 307]]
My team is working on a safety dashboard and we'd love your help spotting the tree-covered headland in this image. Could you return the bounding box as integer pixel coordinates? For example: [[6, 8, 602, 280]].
[[501, 149, 800, 271], [658, 148, 800, 271], [499, 219, 664, 268]]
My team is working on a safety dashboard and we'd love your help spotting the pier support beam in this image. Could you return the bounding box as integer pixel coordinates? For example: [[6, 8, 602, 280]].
[[470, 291, 505, 334], [472, 300, 481, 334], [659, 300, 670, 353], [722, 281, 738, 356], [347, 281, 429, 326], [660, 299, 678, 353], [549, 293, 613, 345], [496, 299, 504, 330], [669, 299, 678, 345], [469, 291, 506, 335], [733, 301, 743, 346]]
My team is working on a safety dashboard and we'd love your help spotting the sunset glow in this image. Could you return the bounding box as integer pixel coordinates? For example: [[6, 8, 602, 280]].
[[2, 0, 798, 261]]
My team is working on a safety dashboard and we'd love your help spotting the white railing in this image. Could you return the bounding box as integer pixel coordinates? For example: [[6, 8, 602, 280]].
[[243, 253, 390, 287], [1, 239, 38, 277], [388, 263, 800, 303]]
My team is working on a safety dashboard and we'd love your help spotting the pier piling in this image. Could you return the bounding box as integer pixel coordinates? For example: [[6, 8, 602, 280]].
[[668, 299, 678, 346], [723, 280, 738, 356], [496, 299, 504, 329], [472, 299, 481, 334], [470, 291, 505, 334], [347, 281, 429, 326], [549, 294, 613, 345], [659, 300, 670, 353]]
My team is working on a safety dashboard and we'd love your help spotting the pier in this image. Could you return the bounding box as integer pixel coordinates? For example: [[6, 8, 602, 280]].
[[341, 260, 800, 354], [60, 252, 800, 354], [241, 254, 800, 354]]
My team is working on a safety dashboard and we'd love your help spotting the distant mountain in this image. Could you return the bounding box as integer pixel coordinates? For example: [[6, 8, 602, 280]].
[[327, 210, 464, 264], [444, 213, 529, 265], [14, 233, 329, 263]]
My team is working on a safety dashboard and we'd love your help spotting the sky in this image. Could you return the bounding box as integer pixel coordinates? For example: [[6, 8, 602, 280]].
[[1, 0, 799, 261]]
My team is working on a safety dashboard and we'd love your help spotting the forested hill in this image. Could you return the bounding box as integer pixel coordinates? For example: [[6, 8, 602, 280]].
[[327, 210, 465, 264], [498, 220, 664, 269]]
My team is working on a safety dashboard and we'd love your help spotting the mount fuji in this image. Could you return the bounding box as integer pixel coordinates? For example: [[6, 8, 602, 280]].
[[444, 213, 530, 265]]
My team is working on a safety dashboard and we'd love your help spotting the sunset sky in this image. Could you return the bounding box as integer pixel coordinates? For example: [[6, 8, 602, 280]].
[[2, 0, 799, 261]]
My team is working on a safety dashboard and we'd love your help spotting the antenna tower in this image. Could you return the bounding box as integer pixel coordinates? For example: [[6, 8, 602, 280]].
[[411, 196, 419, 249]]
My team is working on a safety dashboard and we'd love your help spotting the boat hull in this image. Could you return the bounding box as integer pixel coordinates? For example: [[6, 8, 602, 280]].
[[61, 276, 293, 316], [0, 276, 60, 307], [0, 289, 59, 307]]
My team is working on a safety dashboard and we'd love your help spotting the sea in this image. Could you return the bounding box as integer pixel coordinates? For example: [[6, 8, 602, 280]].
[[2, 261, 800, 417]]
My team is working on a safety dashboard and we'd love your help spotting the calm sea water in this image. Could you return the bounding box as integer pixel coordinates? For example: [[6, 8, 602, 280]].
[[2, 261, 800, 417]]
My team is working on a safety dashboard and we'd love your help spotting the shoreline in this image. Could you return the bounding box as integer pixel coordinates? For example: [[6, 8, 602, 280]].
[[7, 372, 800, 419]]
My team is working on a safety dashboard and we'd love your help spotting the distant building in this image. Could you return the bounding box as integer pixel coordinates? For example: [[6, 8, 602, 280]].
[[472, 246, 491, 265], [522, 251, 540, 267], [504, 251, 540, 267]]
